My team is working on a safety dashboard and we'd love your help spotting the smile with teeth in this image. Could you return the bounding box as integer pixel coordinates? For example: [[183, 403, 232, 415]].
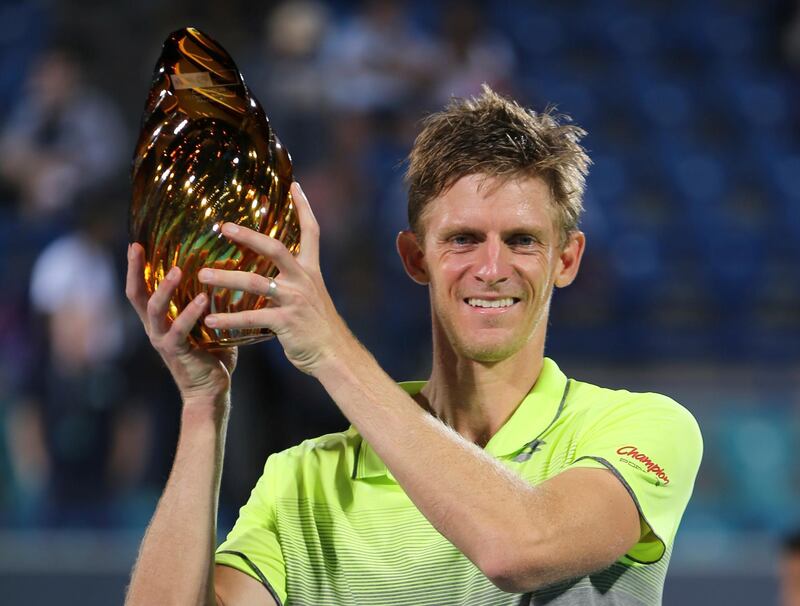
[[466, 297, 518, 308]]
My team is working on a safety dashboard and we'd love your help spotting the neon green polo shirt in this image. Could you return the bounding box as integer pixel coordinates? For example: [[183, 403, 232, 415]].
[[216, 358, 702, 605]]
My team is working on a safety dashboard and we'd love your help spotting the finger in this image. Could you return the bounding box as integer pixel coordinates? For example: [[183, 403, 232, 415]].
[[204, 307, 280, 331], [163, 292, 208, 350], [220, 222, 303, 280], [126, 243, 150, 325], [290, 182, 320, 268], [197, 267, 277, 301], [146, 265, 182, 335]]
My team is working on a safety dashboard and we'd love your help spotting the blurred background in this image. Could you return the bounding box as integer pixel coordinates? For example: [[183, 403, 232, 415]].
[[0, 0, 798, 604]]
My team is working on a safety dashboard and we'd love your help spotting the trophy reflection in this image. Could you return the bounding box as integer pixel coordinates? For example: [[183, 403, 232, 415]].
[[130, 27, 300, 348]]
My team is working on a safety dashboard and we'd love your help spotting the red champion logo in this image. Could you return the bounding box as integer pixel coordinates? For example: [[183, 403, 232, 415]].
[[616, 446, 670, 486]]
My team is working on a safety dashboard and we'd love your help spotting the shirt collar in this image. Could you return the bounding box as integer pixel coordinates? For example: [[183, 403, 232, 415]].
[[353, 357, 569, 481]]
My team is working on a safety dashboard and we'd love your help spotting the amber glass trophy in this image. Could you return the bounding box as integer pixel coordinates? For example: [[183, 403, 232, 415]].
[[130, 27, 299, 348]]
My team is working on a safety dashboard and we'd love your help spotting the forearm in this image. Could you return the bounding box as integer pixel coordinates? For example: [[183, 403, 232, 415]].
[[126, 399, 229, 606], [315, 343, 548, 573]]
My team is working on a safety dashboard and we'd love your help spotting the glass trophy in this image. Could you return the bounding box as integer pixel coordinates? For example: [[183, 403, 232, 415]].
[[130, 27, 299, 348]]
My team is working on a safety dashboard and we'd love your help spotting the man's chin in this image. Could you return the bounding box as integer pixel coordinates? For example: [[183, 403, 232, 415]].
[[459, 340, 522, 364]]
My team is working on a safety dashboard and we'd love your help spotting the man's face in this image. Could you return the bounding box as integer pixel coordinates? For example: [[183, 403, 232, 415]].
[[405, 173, 583, 363]]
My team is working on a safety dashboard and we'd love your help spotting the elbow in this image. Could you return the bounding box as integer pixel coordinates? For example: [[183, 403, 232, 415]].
[[476, 545, 548, 594]]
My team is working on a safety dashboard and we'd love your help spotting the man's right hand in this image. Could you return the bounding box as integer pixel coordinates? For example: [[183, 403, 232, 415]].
[[126, 242, 237, 407]]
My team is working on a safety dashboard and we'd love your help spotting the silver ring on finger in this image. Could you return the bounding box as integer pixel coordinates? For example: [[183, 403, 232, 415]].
[[266, 278, 278, 300]]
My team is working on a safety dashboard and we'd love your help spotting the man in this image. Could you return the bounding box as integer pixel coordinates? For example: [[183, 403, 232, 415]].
[[125, 87, 702, 605], [782, 532, 800, 606], [0, 43, 126, 218]]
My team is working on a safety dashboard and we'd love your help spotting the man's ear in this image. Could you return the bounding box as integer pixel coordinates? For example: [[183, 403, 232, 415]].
[[554, 230, 586, 288], [396, 230, 429, 285]]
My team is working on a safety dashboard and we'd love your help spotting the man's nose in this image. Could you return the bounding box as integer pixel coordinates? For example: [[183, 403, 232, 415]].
[[474, 239, 511, 285]]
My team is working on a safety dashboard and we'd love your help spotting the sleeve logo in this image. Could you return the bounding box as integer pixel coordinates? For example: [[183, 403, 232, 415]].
[[616, 445, 670, 486]]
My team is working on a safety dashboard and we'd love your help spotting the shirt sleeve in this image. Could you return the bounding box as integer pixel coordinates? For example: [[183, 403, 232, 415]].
[[216, 453, 287, 605], [568, 393, 703, 564]]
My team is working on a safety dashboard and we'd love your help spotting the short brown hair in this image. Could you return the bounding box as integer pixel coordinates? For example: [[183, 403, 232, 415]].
[[405, 85, 590, 245]]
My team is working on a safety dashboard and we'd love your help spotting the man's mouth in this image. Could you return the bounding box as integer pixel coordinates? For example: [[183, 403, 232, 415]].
[[464, 297, 519, 309]]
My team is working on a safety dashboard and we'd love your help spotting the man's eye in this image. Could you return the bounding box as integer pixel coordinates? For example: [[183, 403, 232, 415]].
[[451, 235, 475, 245], [510, 235, 537, 246]]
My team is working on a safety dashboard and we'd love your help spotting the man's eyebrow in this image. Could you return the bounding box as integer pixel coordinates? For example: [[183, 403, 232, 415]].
[[437, 226, 482, 238], [502, 226, 548, 238]]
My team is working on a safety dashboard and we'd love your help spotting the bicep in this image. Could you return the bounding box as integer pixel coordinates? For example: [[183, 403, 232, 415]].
[[215, 565, 279, 606], [535, 467, 641, 577]]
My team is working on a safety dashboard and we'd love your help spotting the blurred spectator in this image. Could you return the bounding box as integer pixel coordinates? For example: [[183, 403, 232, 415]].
[[320, 0, 438, 113], [242, 0, 332, 167], [4, 192, 150, 527], [0, 43, 126, 220], [432, 0, 516, 103], [783, 1, 800, 69], [782, 532, 800, 606]]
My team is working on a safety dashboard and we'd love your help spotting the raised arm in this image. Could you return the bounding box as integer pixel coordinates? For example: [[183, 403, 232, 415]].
[[313, 346, 642, 592], [124, 243, 273, 606], [199, 183, 642, 594]]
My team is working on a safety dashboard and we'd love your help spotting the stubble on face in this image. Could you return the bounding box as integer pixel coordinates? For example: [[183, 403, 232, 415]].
[[422, 174, 562, 365]]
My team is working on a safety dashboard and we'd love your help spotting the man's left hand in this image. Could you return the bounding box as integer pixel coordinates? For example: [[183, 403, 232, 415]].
[[199, 182, 351, 376]]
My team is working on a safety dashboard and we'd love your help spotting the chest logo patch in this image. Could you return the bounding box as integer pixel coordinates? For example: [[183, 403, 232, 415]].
[[513, 439, 546, 462], [616, 445, 670, 486]]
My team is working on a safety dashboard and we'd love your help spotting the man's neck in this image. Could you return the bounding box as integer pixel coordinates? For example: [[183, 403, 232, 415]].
[[417, 334, 546, 448]]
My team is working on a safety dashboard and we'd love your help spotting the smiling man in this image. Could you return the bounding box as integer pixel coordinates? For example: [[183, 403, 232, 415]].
[[125, 86, 702, 606]]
